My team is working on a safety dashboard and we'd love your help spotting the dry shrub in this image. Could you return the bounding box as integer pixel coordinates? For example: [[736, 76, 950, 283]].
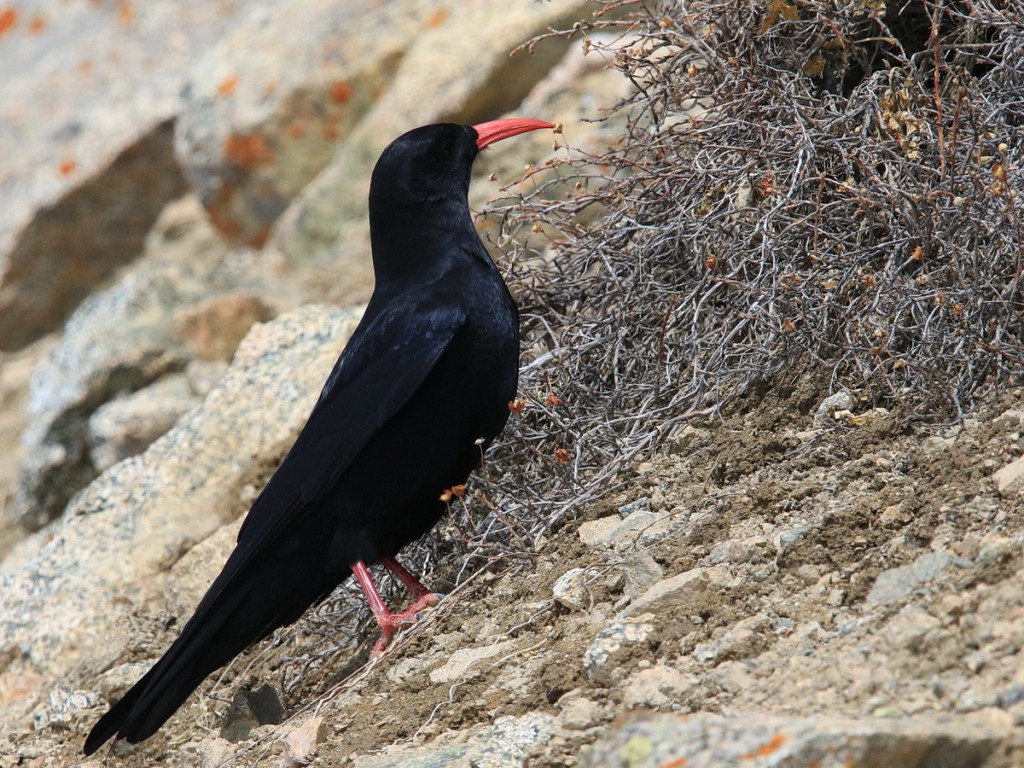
[[276, 0, 1023, 701], [477, 0, 1024, 538]]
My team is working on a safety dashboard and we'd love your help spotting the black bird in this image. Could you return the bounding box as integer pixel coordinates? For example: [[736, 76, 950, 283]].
[[84, 117, 554, 755]]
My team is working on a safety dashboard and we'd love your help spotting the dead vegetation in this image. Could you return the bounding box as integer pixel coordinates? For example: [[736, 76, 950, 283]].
[[481, 0, 1023, 538], [252, 0, 1024, 715]]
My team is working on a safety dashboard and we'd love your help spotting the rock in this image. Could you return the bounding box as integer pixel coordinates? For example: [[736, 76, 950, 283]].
[[14, 195, 297, 529], [608, 510, 675, 547], [269, 0, 596, 307], [0, 306, 361, 699], [466, 713, 557, 768], [29, 684, 97, 732], [992, 409, 1024, 432], [582, 712, 1008, 768], [170, 293, 276, 362], [577, 510, 674, 550], [553, 567, 590, 611], [691, 615, 774, 663], [622, 665, 695, 709], [429, 641, 515, 685], [220, 683, 285, 742], [867, 552, 958, 607], [87, 373, 201, 472], [92, 661, 154, 701], [618, 497, 651, 518], [282, 715, 326, 767], [621, 552, 664, 601], [557, 690, 604, 730], [812, 388, 855, 428], [583, 618, 655, 685], [668, 424, 710, 454], [0, 338, 51, 560], [710, 535, 769, 564], [991, 455, 1024, 498], [353, 712, 556, 768], [175, 0, 414, 248], [0, 0, 267, 350], [578, 515, 623, 547], [354, 745, 469, 768], [883, 605, 959, 661], [619, 565, 735, 620]]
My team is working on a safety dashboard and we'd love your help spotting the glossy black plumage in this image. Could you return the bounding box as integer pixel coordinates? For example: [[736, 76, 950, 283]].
[[84, 120, 550, 754]]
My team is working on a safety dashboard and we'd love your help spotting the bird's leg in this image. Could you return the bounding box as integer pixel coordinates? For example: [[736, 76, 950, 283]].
[[351, 560, 438, 656], [381, 556, 433, 597], [381, 554, 442, 619]]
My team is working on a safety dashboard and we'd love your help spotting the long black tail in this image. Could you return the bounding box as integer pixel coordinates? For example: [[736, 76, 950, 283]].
[[84, 546, 347, 755]]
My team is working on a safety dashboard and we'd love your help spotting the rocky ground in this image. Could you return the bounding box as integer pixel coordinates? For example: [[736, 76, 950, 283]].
[[4, 376, 1024, 767]]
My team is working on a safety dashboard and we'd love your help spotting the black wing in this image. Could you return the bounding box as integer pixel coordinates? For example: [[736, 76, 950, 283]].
[[234, 289, 467, 551]]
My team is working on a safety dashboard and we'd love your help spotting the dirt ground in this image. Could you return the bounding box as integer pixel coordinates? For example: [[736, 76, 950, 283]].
[[6, 378, 1024, 767]]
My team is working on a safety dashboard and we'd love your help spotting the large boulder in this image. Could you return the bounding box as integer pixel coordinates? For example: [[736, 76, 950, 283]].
[[0, 304, 361, 730], [174, 0, 417, 248], [268, 0, 598, 307], [0, 0, 270, 350], [13, 196, 297, 530]]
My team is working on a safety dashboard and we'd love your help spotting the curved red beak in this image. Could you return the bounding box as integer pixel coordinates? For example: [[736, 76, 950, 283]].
[[472, 118, 555, 150]]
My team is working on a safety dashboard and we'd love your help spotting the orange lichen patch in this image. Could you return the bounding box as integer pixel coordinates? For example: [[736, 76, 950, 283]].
[[658, 759, 687, 768], [206, 184, 242, 238], [224, 133, 274, 170], [58, 159, 77, 177], [426, 8, 448, 28], [246, 226, 271, 249], [323, 125, 340, 141], [286, 121, 306, 139], [0, 6, 18, 39], [77, 58, 93, 74], [117, 0, 134, 25], [217, 75, 239, 96], [741, 733, 787, 759], [208, 207, 241, 239], [330, 81, 351, 104], [758, 733, 786, 755], [28, 13, 46, 33], [263, 80, 277, 96]]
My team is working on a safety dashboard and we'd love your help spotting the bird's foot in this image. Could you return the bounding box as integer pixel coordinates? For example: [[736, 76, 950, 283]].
[[369, 593, 444, 657]]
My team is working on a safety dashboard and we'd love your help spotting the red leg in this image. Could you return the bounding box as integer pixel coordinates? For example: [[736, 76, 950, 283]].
[[351, 561, 440, 656], [381, 556, 432, 597]]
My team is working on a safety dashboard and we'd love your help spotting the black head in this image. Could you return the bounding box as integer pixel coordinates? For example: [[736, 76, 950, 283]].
[[369, 123, 479, 215], [367, 119, 554, 283]]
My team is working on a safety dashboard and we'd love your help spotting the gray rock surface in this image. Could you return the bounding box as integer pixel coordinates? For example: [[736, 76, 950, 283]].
[[584, 618, 655, 685], [0, 339, 50, 558], [14, 196, 296, 529], [87, 373, 201, 472], [620, 552, 664, 600], [553, 567, 591, 611], [355, 713, 557, 768], [866, 551, 958, 607], [0, 0, 267, 349], [582, 712, 1008, 768], [992, 455, 1024, 497], [428, 641, 515, 685], [0, 305, 361, 717], [175, 0, 417, 247], [619, 565, 735, 620]]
